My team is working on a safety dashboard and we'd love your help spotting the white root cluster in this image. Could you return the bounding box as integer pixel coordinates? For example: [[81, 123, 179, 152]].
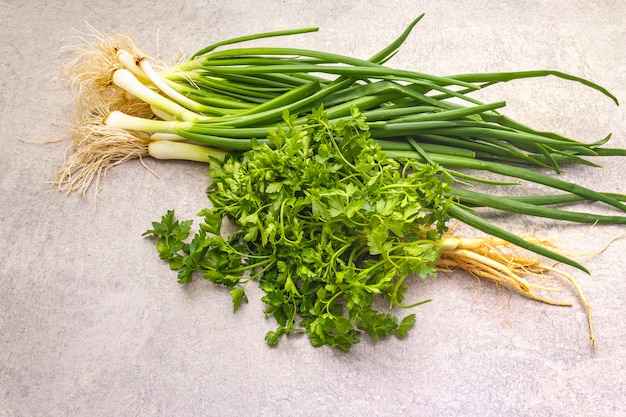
[[53, 115, 154, 197], [52, 27, 162, 196], [59, 27, 153, 120], [437, 233, 596, 349]]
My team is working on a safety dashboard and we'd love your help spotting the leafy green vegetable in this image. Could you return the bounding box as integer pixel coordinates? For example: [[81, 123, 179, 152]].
[[144, 107, 452, 350], [143, 210, 193, 265]]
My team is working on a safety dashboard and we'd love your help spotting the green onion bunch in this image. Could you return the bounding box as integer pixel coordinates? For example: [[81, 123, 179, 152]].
[[55, 14, 624, 272]]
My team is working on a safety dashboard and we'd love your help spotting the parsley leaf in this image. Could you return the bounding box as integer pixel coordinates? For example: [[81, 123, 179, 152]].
[[145, 107, 452, 350]]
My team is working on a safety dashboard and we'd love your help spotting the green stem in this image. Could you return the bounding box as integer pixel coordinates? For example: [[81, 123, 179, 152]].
[[451, 187, 626, 224], [448, 204, 589, 273], [386, 150, 626, 213]]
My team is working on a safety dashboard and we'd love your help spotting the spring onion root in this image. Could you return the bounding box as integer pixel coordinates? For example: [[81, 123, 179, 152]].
[[59, 26, 153, 121], [53, 114, 152, 196]]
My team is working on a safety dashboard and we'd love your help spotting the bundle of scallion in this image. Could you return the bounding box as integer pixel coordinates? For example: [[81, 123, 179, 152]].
[[54, 15, 625, 349]]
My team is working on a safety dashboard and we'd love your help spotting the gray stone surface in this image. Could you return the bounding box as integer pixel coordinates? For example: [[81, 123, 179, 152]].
[[1, 1, 625, 416]]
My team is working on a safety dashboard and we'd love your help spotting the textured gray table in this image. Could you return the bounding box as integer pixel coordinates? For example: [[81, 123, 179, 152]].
[[1, 1, 625, 416]]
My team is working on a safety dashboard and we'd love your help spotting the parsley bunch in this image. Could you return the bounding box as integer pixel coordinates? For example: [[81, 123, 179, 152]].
[[145, 107, 453, 351]]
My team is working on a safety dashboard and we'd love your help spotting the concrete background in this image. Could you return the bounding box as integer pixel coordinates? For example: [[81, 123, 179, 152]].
[[1, 1, 625, 416]]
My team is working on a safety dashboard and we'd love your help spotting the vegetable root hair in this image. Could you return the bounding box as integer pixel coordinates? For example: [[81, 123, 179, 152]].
[[61, 25, 153, 121], [57, 26, 160, 196], [51, 114, 153, 197], [437, 233, 596, 349]]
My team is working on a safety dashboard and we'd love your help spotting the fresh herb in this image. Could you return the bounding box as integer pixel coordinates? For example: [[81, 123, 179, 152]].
[[145, 107, 453, 350]]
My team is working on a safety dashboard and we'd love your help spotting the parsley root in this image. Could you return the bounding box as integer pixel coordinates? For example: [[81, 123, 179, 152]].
[[437, 233, 595, 348]]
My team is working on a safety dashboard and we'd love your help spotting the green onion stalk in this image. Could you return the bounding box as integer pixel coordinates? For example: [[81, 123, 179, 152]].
[[54, 15, 625, 347]]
